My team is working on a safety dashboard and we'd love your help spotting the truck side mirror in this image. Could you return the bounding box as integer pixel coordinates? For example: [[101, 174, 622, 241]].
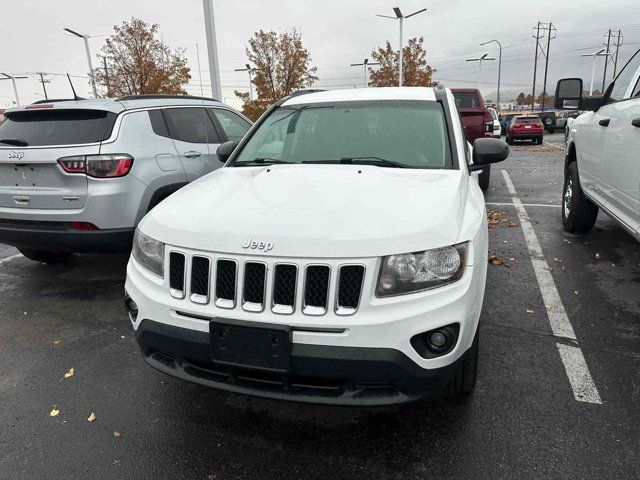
[[469, 138, 509, 172], [217, 140, 240, 163], [554, 78, 583, 110]]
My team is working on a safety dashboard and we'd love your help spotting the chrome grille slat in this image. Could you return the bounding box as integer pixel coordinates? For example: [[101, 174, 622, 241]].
[[169, 252, 186, 299], [272, 264, 297, 314], [215, 259, 237, 308], [336, 265, 365, 315], [303, 265, 330, 316], [190, 256, 210, 304], [242, 262, 267, 312]]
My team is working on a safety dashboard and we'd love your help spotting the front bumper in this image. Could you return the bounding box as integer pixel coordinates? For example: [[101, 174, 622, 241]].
[[0, 220, 133, 252], [134, 318, 470, 406]]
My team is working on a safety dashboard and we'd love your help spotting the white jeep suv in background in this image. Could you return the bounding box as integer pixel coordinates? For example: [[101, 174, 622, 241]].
[[125, 87, 509, 405], [0, 95, 251, 264], [556, 48, 640, 241]]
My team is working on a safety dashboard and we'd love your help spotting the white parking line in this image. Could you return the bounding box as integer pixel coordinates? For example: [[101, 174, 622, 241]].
[[486, 202, 562, 208], [0, 253, 22, 265], [501, 169, 602, 405]]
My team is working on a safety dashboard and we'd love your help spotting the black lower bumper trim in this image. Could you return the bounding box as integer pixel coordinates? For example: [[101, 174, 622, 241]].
[[0, 222, 133, 253], [134, 319, 468, 406]]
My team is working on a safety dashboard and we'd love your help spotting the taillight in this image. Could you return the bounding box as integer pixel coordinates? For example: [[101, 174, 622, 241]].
[[58, 154, 134, 178]]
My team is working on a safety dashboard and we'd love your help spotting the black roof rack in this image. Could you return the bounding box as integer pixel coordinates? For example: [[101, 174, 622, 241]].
[[116, 94, 220, 102]]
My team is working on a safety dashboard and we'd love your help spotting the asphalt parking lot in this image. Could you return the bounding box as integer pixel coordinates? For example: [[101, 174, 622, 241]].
[[1, 132, 639, 479]]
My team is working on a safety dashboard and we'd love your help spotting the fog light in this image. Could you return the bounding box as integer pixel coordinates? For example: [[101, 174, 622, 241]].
[[429, 331, 447, 348]]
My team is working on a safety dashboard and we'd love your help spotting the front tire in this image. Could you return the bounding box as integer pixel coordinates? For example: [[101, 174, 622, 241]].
[[449, 328, 479, 396], [478, 165, 491, 191], [18, 249, 74, 265], [562, 162, 598, 233]]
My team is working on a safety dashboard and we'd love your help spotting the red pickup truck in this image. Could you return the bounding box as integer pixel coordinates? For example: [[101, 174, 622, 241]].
[[451, 88, 494, 191]]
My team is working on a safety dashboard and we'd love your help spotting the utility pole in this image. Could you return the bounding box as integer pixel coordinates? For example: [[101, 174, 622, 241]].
[[530, 21, 554, 112], [202, 0, 222, 101], [0, 73, 27, 106], [196, 43, 205, 97], [602, 29, 612, 92], [350, 58, 380, 87], [466, 53, 495, 91], [540, 22, 555, 112], [102, 57, 111, 98], [36, 72, 50, 100], [377, 7, 426, 86], [480, 40, 502, 109], [234, 64, 256, 100], [611, 29, 623, 78]]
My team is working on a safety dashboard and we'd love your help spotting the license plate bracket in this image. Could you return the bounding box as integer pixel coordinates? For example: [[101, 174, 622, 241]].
[[211, 320, 291, 373]]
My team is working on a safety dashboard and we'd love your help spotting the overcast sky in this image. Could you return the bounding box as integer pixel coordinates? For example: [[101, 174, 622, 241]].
[[1, 0, 639, 108]]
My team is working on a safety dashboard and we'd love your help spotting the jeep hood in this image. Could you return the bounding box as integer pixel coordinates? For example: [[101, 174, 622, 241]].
[[140, 164, 469, 258]]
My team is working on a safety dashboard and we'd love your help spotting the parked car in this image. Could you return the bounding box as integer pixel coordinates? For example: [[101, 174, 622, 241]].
[[555, 47, 640, 242], [555, 110, 582, 130], [0, 95, 252, 264], [488, 107, 501, 138], [499, 112, 520, 134], [506, 115, 544, 144], [451, 88, 494, 191], [537, 111, 558, 133], [125, 86, 509, 406]]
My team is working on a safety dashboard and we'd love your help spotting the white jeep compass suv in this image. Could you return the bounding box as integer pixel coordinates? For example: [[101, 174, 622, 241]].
[[125, 86, 509, 405]]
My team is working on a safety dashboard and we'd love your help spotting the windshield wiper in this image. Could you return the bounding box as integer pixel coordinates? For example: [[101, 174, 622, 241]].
[[302, 157, 408, 168], [0, 138, 28, 146], [234, 157, 291, 167]]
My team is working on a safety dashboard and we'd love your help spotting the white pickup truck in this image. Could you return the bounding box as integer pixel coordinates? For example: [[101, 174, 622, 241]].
[[555, 48, 640, 241]]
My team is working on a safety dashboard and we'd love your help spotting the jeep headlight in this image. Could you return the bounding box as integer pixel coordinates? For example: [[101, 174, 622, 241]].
[[376, 243, 468, 297], [132, 229, 165, 278]]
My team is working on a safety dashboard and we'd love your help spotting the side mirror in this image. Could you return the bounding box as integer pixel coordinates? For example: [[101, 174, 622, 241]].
[[469, 138, 509, 172], [216, 140, 239, 163], [554, 78, 583, 110]]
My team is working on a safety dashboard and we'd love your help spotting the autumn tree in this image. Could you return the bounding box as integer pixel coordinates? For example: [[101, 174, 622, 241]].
[[89, 18, 191, 97], [369, 36, 436, 87], [516, 92, 526, 105], [536, 91, 554, 107], [235, 29, 318, 121]]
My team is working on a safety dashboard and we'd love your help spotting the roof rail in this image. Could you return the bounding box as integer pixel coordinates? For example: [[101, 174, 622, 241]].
[[116, 94, 220, 102], [287, 89, 327, 98]]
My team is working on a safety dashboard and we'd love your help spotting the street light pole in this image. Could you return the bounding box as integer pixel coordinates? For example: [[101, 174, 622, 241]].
[[0, 73, 27, 105], [581, 49, 610, 95], [480, 40, 502, 109], [202, 0, 223, 101], [350, 58, 380, 87], [466, 53, 495, 92], [234, 64, 255, 100], [377, 7, 426, 86], [63, 27, 99, 98]]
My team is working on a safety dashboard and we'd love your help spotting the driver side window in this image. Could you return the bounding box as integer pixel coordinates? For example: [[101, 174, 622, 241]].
[[608, 49, 640, 102]]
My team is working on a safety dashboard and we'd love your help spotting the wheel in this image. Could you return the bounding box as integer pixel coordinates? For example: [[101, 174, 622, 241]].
[[18, 249, 73, 265], [537, 136, 543, 145], [506, 134, 513, 145], [547, 127, 555, 134], [449, 327, 479, 396], [562, 162, 598, 233], [478, 165, 491, 191]]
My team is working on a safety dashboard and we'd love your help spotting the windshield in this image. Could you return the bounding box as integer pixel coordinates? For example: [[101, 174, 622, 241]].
[[452, 91, 480, 108], [514, 117, 542, 125], [233, 100, 452, 169]]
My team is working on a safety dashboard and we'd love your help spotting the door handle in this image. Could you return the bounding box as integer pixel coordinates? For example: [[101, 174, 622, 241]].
[[632, 118, 640, 128], [598, 118, 610, 127], [184, 151, 202, 158]]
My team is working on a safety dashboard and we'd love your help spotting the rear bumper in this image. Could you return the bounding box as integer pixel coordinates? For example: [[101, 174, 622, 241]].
[[510, 133, 543, 140], [0, 220, 133, 253], [134, 318, 467, 406]]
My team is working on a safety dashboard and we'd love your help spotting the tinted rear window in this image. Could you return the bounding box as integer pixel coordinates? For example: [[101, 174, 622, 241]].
[[452, 92, 480, 108], [514, 117, 542, 124], [0, 109, 117, 146]]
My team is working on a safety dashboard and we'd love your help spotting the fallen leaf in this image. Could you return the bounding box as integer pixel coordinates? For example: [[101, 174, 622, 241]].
[[507, 220, 519, 227], [87, 412, 96, 422], [595, 253, 601, 260], [563, 239, 573, 244], [553, 257, 563, 263], [50, 408, 60, 417], [114, 431, 122, 438], [489, 255, 504, 266], [64, 368, 74, 378], [526, 309, 534, 314], [53, 340, 61, 345], [120, 335, 126, 340], [487, 210, 506, 229], [574, 290, 579, 295], [508, 257, 516, 262]]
